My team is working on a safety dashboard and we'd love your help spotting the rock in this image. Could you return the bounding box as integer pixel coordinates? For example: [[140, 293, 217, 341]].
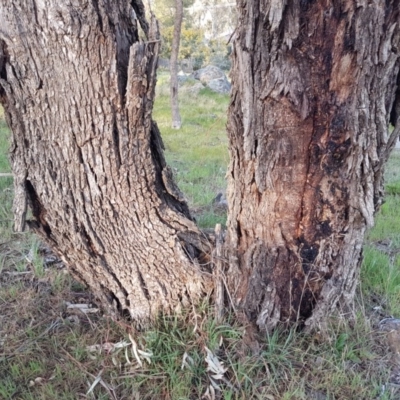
[[380, 318, 400, 360], [193, 65, 226, 85], [379, 318, 400, 386], [177, 74, 189, 85], [207, 77, 231, 94], [180, 83, 204, 95], [192, 65, 231, 94]]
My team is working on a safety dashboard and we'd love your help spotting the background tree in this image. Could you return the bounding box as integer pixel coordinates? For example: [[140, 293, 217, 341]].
[[154, 0, 198, 60], [188, 0, 236, 39], [160, 24, 210, 69], [187, 0, 236, 69], [170, 0, 183, 129], [0, 0, 399, 332], [155, 0, 232, 70]]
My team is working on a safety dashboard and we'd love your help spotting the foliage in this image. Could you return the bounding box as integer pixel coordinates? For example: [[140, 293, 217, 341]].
[[154, 0, 231, 70], [154, 0, 203, 64], [160, 24, 210, 69], [153, 0, 196, 28], [206, 38, 232, 70], [159, 24, 231, 71]]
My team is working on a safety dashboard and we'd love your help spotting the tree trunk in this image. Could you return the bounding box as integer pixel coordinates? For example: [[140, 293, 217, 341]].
[[226, 0, 400, 331], [170, 0, 183, 129], [0, 0, 212, 325], [1, 0, 400, 332]]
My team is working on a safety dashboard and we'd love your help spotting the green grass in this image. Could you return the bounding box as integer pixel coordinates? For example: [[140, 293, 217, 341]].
[[367, 196, 400, 246], [361, 247, 400, 315], [154, 72, 229, 227], [0, 106, 11, 173], [1, 79, 400, 398], [361, 150, 400, 317], [0, 106, 13, 243]]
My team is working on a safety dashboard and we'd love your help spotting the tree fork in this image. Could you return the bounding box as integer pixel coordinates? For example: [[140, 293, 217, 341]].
[[1, 0, 400, 332]]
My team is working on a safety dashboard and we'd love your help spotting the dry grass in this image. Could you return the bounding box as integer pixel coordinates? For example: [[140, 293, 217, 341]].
[[0, 262, 395, 399], [1, 83, 400, 399]]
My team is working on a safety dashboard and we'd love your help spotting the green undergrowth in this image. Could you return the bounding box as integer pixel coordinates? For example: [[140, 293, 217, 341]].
[[153, 71, 229, 228], [362, 151, 400, 318], [1, 84, 400, 398], [0, 293, 392, 399], [0, 106, 11, 173], [0, 107, 13, 244]]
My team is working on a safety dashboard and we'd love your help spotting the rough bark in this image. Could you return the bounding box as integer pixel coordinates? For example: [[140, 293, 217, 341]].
[[0, 0, 212, 324], [1, 0, 400, 333], [170, 0, 183, 129], [226, 0, 400, 331]]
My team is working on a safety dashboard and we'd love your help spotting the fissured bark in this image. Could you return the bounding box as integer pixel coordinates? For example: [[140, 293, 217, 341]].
[[226, 0, 400, 331], [1, 0, 400, 332], [0, 0, 212, 325]]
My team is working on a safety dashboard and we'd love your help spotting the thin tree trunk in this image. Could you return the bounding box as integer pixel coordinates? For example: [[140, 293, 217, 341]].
[[226, 0, 400, 331], [0, 0, 212, 325], [170, 0, 183, 129]]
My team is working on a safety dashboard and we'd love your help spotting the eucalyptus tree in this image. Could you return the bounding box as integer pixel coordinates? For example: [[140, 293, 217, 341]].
[[0, 0, 399, 331]]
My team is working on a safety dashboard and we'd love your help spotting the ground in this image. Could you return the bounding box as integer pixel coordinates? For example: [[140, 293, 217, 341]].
[[1, 73, 400, 399]]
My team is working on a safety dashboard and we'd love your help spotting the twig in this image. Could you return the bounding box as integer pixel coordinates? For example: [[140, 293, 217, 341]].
[[4, 270, 32, 276], [5, 318, 62, 359], [214, 224, 224, 322], [62, 349, 117, 400], [115, 373, 166, 380], [220, 273, 237, 316], [0, 173, 13, 177]]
